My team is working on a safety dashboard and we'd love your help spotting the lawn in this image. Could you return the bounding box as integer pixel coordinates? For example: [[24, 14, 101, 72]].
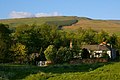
[[1, 62, 120, 80]]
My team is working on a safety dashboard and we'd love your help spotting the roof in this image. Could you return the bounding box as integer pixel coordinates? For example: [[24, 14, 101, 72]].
[[81, 45, 111, 51]]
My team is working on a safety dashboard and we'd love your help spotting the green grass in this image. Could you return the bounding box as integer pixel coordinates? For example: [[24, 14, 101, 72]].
[[0, 62, 117, 80], [0, 16, 78, 28], [48, 62, 120, 80], [1, 62, 120, 80]]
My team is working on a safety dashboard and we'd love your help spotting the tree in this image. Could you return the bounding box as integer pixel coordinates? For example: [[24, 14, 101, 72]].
[[39, 47, 46, 61], [56, 47, 73, 63], [82, 28, 96, 44], [108, 34, 118, 48], [12, 24, 46, 55], [0, 23, 11, 62], [10, 43, 27, 63], [0, 39, 7, 62], [95, 30, 109, 44], [44, 45, 57, 62]]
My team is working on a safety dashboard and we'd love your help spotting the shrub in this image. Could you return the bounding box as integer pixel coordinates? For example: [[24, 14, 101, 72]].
[[10, 43, 27, 63], [56, 47, 73, 63], [44, 45, 57, 62]]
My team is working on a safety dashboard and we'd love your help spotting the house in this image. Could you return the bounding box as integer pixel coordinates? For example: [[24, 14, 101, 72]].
[[81, 43, 117, 59]]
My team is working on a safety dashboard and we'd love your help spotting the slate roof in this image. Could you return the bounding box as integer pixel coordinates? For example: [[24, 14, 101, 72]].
[[81, 45, 111, 51]]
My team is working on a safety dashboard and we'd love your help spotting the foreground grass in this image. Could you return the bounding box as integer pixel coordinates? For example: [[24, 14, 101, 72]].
[[0, 63, 106, 80], [48, 62, 120, 80], [0, 62, 120, 80]]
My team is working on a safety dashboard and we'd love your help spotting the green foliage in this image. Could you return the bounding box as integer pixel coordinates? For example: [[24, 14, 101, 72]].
[[108, 33, 118, 48], [10, 43, 27, 63], [39, 48, 46, 61], [95, 30, 109, 43], [1, 21, 120, 64], [44, 45, 57, 62], [82, 28, 96, 44], [0, 40, 7, 62], [44, 46, 74, 63], [0, 23, 11, 63], [56, 47, 73, 63]]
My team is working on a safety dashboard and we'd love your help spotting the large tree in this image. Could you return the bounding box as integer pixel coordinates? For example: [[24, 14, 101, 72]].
[[0, 23, 11, 62]]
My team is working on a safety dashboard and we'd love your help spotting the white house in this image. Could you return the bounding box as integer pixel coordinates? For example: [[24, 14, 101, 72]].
[[82, 44, 116, 59]]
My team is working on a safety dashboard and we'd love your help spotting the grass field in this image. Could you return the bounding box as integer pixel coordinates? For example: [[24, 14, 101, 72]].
[[0, 62, 120, 80], [63, 19, 120, 35], [0, 16, 120, 35], [0, 16, 78, 28]]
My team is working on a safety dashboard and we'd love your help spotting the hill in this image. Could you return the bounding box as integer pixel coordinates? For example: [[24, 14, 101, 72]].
[[0, 16, 78, 27], [0, 16, 120, 35], [63, 18, 120, 35]]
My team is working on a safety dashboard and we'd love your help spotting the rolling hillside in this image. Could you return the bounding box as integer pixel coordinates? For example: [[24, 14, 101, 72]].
[[0, 16, 78, 27], [0, 16, 120, 35], [63, 18, 120, 35]]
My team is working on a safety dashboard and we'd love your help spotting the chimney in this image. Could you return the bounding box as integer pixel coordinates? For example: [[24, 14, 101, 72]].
[[70, 40, 73, 49]]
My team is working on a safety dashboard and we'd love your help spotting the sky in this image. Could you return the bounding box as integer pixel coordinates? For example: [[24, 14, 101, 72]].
[[0, 0, 120, 20]]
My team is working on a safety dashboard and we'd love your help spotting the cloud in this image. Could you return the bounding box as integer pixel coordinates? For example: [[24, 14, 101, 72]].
[[35, 12, 62, 17], [9, 11, 62, 18], [9, 11, 35, 18]]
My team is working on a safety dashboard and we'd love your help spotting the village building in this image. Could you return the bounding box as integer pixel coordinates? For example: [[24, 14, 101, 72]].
[[81, 42, 117, 59]]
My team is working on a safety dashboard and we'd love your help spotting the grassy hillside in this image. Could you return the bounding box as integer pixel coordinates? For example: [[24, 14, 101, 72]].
[[0, 16, 78, 27], [1, 62, 120, 80], [63, 19, 120, 35], [0, 16, 120, 35]]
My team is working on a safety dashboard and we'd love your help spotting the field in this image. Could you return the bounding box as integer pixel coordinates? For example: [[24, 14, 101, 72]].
[[0, 16, 120, 35], [63, 19, 120, 35], [0, 62, 120, 80], [0, 16, 78, 28]]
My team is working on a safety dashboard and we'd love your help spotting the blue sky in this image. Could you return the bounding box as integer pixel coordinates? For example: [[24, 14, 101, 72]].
[[0, 0, 120, 20]]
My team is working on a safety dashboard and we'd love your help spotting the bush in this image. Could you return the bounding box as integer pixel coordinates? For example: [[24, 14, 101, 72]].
[[44, 45, 57, 62], [10, 43, 27, 63], [55, 47, 73, 63]]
